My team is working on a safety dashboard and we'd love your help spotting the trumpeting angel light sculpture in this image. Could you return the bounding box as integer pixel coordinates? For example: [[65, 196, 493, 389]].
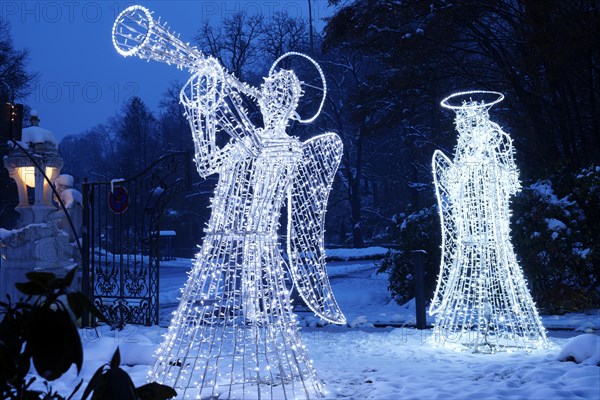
[[113, 6, 345, 399], [429, 91, 547, 353]]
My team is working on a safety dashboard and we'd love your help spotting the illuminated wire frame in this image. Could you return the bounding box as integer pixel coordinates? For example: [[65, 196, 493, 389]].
[[269, 52, 327, 123], [429, 90, 548, 353], [113, 5, 345, 399]]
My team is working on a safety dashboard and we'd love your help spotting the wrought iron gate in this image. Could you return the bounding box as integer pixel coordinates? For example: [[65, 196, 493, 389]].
[[82, 152, 191, 327]]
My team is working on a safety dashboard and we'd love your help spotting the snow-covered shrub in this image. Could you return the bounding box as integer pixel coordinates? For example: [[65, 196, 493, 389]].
[[512, 166, 600, 313], [558, 334, 600, 366], [378, 206, 439, 305]]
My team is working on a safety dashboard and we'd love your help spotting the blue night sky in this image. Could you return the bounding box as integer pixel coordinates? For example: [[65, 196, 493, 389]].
[[2, 1, 332, 142]]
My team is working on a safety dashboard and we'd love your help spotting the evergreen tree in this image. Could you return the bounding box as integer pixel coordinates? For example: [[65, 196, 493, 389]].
[[0, 20, 37, 229]]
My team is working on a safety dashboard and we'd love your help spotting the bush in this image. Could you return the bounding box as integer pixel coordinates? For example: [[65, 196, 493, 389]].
[[378, 206, 440, 305], [512, 166, 600, 313]]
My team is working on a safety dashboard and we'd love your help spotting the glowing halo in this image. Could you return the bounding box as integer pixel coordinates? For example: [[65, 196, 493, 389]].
[[440, 90, 504, 110], [112, 5, 154, 57], [269, 52, 327, 123]]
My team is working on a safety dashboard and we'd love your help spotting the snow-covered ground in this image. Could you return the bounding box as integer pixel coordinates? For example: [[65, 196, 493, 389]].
[[47, 252, 600, 399]]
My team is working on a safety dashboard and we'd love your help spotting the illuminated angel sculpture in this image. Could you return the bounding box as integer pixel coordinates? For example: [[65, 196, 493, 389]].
[[429, 91, 547, 352], [113, 6, 345, 399]]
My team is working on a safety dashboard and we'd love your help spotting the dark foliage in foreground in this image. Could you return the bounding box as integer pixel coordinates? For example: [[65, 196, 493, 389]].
[[0, 268, 176, 400]]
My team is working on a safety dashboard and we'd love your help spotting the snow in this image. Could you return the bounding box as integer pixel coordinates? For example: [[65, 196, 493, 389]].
[[20, 125, 57, 146], [546, 218, 567, 231], [558, 334, 600, 365], [529, 180, 575, 207], [0, 223, 53, 240], [53, 324, 597, 400], [326, 246, 390, 261], [60, 188, 82, 207], [28, 251, 600, 399], [573, 247, 592, 259], [0, 228, 14, 240], [55, 174, 74, 187]]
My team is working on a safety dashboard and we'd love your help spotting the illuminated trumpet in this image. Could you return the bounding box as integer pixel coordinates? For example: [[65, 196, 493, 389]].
[[112, 5, 261, 99], [112, 4, 327, 121], [112, 5, 207, 71]]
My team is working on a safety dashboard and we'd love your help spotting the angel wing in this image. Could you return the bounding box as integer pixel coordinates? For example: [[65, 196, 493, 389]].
[[429, 150, 459, 316], [286, 132, 346, 324]]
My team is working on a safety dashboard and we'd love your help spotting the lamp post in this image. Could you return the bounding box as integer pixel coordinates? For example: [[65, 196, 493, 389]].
[[3, 111, 63, 227], [0, 111, 74, 303]]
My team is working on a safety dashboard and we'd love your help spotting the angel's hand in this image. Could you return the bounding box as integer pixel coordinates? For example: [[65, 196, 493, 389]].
[[181, 58, 225, 114]]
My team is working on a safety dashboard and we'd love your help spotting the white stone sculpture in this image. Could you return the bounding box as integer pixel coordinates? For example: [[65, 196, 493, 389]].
[[429, 90, 547, 352], [49, 174, 83, 242], [113, 6, 345, 398]]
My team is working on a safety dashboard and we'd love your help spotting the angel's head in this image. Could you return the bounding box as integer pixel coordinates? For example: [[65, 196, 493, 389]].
[[258, 69, 302, 130]]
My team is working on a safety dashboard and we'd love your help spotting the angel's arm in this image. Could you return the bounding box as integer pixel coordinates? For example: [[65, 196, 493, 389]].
[[429, 150, 458, 316], [181, 59, 260, 178], [492, 126, 520, 195], [287, 132, 346, 324]]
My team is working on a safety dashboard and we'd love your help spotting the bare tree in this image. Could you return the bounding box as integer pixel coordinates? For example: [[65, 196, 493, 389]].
[[260, 12, 309, 59], [194, 12, 264, 80], [319, 49, 404, 247]]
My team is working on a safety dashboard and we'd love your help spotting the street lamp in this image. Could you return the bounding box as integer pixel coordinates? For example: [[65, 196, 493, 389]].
[[3, 111, 63, 227]]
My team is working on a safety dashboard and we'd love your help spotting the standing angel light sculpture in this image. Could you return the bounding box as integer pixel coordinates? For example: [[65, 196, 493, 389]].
[[113, 6, 345, 399], [429, 91, 547, 352]]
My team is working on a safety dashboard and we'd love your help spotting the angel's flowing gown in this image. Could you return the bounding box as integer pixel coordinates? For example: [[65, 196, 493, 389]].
[[150, 135, 324, 399]]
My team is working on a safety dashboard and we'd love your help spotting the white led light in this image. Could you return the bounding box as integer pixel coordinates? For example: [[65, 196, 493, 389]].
[[269, 51, 327, 123], [429, 90, 548, 353], [113, 5, 345, 398]]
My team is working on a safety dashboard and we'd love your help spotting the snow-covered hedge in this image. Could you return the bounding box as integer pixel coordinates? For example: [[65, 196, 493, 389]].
[[512, 166, 600, 313], [377, 206, 439, 305]]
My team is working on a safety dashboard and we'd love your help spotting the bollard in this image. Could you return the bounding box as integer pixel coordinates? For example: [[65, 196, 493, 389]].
[[413, 249, 427, 329]]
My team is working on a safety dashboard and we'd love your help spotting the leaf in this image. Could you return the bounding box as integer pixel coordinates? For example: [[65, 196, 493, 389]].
[[136, 382, 177, 400], [110, 347, 121, 369], [17, 352, 32, 380], [67, 378, 84, 400], [26, 307, 82, 381], [64, 266, 78, 286], [25, 271, 55, 285], [67, 293, 84, 319], [0, 314, 20, 360], [67, 292, 109, 323], [104, 367, 137, 400], [81, 364, 108, 400], [24, 389, 44, 400], [64, 311, 84, 374], [90, 381, 108, 400], [0, 343, 17, 384], [47, 277, 67, 291], [15, 281, 46, 296]]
